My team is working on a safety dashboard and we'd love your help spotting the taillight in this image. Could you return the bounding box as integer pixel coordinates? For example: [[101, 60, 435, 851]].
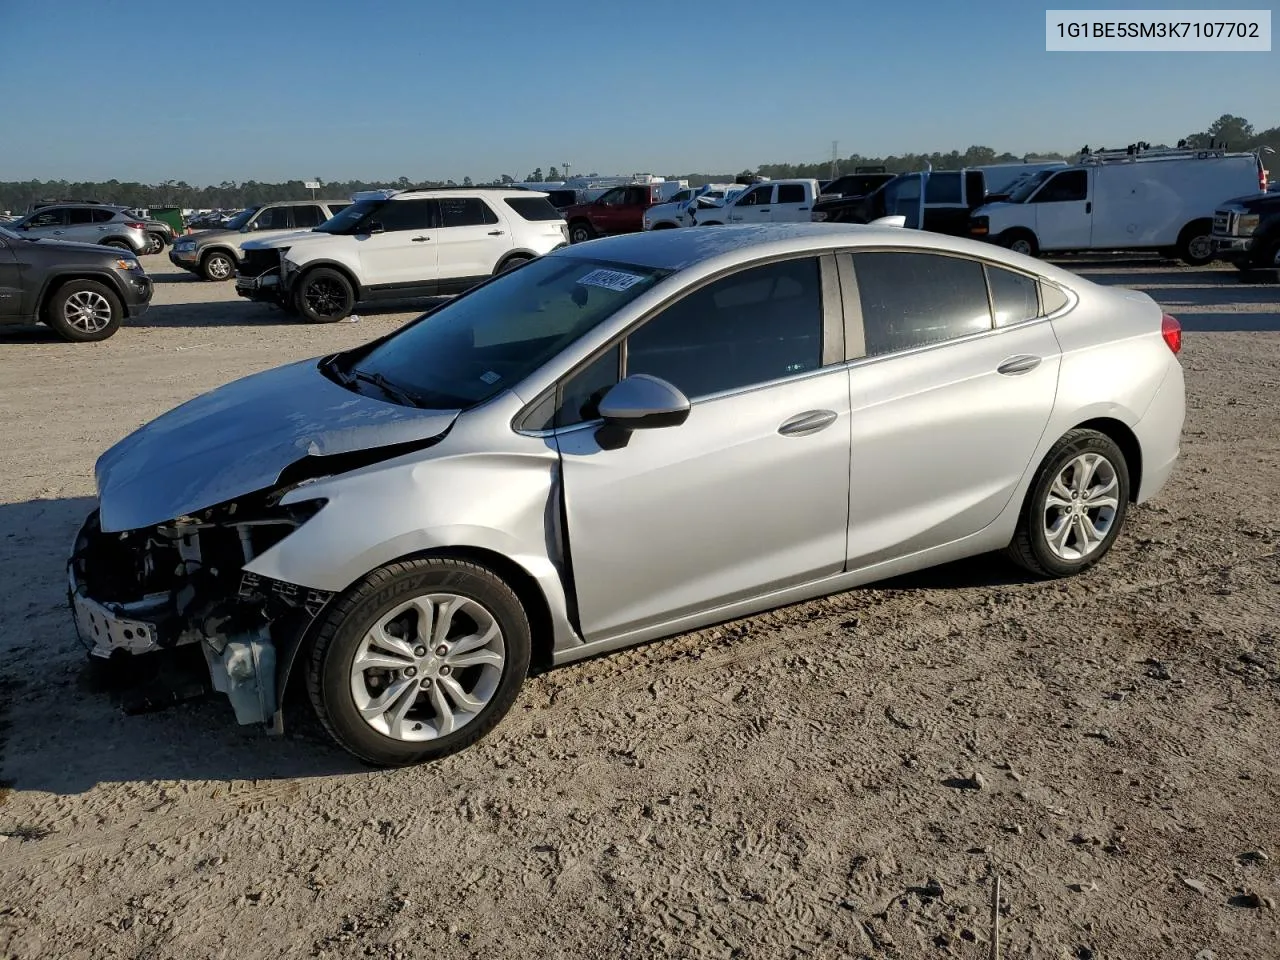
[[1261, 166, 1268, 193], [125, 221, 146, 230], [1161, 313, 1182, 354]]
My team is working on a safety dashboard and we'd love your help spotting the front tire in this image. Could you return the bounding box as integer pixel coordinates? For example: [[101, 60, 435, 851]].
[[44, 280, 123, 342], [201, 250, 236, 281], [1000, 230, 1039, 258], [306, 558, 532, 767], [568, 221, 595, 244], [1176, 220, 1214, 266], [293, 267, 355, 323], [1006, 429, 1130, 578]]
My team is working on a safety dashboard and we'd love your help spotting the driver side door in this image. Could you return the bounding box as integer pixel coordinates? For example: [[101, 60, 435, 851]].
[[553, 255, 851, 642], [726, 184, 775, 224], [356, 198, 440, 290]]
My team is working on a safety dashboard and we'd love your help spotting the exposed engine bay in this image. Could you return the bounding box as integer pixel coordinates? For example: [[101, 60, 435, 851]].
[[67, 492, 332, 731]]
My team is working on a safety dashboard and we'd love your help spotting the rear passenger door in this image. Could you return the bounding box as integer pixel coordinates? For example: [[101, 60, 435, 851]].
[[771, 183, 812, 222], [841, 250, 1062, 569], [435, 197, 512, 287]]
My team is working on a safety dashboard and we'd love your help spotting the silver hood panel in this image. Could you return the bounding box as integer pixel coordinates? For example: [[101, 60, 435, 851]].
[[95, 359, 459, 532]]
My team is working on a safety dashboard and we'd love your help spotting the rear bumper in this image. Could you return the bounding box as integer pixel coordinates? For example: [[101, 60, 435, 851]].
[[1132, 359, 1185, 504]]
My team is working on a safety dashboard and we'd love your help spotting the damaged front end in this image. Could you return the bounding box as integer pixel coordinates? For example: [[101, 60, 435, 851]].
[[68, 491, 331, 731]]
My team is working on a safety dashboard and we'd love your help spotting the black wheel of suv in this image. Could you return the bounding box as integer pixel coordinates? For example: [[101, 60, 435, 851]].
[[294, 268, 355, 323], [44, 280, 123, 342], [1006, 428, 1131, 579], [144, 232, 166, 255], [1176, 219, 1214, 266], [568, 221, 595, 244], [201, 250, 236, 281], [496, 254, 532, 274], [306, 557, 532, 767]]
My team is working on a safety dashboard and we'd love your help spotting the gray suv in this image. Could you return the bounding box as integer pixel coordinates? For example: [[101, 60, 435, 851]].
[[168, 200, 350, 281], [7, 204, 149, 255]]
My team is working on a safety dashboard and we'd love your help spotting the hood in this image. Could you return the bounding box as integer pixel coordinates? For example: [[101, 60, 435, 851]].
[[95, 358, 459, 532], [186, 227, 239, 244], [30, 237, 141, 257], [243, 229, 323, 251], [1221, 192, 1276, 208]]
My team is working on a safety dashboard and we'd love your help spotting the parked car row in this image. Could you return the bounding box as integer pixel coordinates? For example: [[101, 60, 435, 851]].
[[2, 203, 178, 256]]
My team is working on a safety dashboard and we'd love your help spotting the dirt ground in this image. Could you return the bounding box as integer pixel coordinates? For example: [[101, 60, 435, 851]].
[[1, 253, 1278, 960]]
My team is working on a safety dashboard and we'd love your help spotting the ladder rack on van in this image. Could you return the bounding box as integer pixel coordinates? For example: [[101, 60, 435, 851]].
[[1078, 142, 1233, 164]]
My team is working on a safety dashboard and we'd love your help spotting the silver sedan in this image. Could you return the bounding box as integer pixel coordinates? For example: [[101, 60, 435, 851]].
[[69, 224, 1185, 766]]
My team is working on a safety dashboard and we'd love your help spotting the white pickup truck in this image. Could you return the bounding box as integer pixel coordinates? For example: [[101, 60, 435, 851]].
[[691, 179, 821, 226], [641, 184, 744, 230]]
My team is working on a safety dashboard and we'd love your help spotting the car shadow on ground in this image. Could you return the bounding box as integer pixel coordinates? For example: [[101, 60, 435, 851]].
[[0, 497, 361, 796]]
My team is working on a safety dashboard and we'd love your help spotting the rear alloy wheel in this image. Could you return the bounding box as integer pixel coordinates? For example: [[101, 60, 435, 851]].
[[201, 250, 235, 281], [144, 233, 166, 255], [307, 558, 532, 766], [294, 268, 355, 323], [45, 280, 123, 342], [1007, 429, 1130, 578]]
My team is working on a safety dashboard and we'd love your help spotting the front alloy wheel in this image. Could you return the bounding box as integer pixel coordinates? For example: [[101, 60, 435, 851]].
[[308, 558, 531, 766]]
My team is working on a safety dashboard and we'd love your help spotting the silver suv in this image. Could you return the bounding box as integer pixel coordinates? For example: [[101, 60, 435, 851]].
[[7, 204, 149, 254]]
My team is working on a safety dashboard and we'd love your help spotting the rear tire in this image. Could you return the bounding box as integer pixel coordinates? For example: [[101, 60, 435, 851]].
[[293, 267, 355, 323], [144, 232, 166, 255], [44, 280, 123, 342], [1006, 429, 1130, 579], [496, 254, 532, 274], [102, 239, 133, 252], [306, 557, 532, 767], [200, 250, 236, 281], [1176, 220, 1214, 266]]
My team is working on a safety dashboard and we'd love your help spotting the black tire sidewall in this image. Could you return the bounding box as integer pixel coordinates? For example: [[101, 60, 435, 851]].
[[1023, 432, 1130, 577], [311, 561, 532, 766], [1002, 230, 1038, 258], [46, 280, 123, 342], [1177, 224, 1214, 266], [569, 223, 593, 243], [295, 268, 354, 323]]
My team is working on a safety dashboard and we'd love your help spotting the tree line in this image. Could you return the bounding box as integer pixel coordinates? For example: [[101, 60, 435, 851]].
[[2, 114, 1273, 215]]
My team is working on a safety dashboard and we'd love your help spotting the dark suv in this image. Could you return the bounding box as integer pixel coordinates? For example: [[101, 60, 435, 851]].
[[1212, 191, 1280, 278], [0, 225, 153, 341]]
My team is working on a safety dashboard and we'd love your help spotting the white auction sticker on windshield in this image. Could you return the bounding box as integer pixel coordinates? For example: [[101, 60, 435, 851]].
[[576, 268, 646, 292]]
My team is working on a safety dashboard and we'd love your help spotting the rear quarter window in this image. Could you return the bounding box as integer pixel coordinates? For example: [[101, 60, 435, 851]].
[[504, 197, 564, 221]]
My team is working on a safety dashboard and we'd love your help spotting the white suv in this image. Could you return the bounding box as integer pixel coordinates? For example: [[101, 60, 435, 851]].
[[235, 188, 569, 322]]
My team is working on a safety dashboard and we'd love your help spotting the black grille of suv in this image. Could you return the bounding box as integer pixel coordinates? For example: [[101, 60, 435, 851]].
[[238, 248, 280, 279]]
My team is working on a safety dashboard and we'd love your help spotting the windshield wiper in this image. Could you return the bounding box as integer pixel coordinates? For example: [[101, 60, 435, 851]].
[[351, 369, 426, 408]]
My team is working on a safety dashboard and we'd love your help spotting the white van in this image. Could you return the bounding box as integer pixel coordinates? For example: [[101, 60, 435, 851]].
[[969, 147, 1266, 265]]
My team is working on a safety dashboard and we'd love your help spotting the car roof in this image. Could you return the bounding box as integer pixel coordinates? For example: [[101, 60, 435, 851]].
[[393, 188, 547, 199], [545, 223, 1089, 286]]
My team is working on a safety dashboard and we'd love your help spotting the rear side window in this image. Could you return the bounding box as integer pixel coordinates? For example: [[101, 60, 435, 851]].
[[327, 202, 351, 215], [292, 205, 326, 228], [439, 197, 500, 227], [987, 266, 1040, 327], [504, 196, 563, 221], [777, 184, 807, 204], [852, 252, 992, 356], [924, 173, 962, 204], [66, 208, 97, 225], [91, 209, 116, 223], [1040, 281, 1069, 314]]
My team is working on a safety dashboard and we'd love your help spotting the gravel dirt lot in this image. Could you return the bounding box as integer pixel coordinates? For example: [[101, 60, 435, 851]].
[[1, 252, 1278, 960]]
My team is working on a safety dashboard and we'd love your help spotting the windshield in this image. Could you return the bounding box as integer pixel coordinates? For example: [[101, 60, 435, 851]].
[[349, 256, 670, 409], [1007, 171, 1054, 203], [224, 207, 258, 230], [315, 199, 384, 233]]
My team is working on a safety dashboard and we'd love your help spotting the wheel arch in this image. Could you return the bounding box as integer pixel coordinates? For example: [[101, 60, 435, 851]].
[[494, 249, 539, 273], [1069, 417, 1142, 502], [199, 244, 239, 265], [36, 270, 128, 318], [293, 259, 365, 300]]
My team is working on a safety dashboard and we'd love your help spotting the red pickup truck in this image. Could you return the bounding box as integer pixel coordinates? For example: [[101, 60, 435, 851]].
[[563, 184, 676, 244]]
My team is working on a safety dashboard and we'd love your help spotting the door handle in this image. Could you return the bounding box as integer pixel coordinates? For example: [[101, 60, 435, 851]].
[[997, 355, 1042, 375], [411, 236, 431, 242], [798, 207, 809, 211], [487, 230, 504, 235], [1085, 201, 1092, 214], [759, 208, 770, 212], [778, 409, 838, 436]]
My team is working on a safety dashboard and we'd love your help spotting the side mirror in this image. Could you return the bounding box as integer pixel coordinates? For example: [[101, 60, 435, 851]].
[[598, 374, 690, 430]]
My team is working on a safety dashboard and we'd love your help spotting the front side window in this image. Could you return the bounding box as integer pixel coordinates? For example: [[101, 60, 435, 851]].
[[556, 344, 622, 427], [376, 199, 437, 232], [736, 185, 773, 207], [881, 175, 922, 222], [350, 256, 668, 409], [852, 252, 992, 356], [596, 188, 626, 206], [27, 210, 66, 228], [987, 266, 1040, 327], [624, 257, 823, 400], [439, 197, 499, 227], [1032, 170, 1087, 203]]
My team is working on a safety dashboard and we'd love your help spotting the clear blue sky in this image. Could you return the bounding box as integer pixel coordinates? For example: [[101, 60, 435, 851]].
[[3, 0, 1275, 185]]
